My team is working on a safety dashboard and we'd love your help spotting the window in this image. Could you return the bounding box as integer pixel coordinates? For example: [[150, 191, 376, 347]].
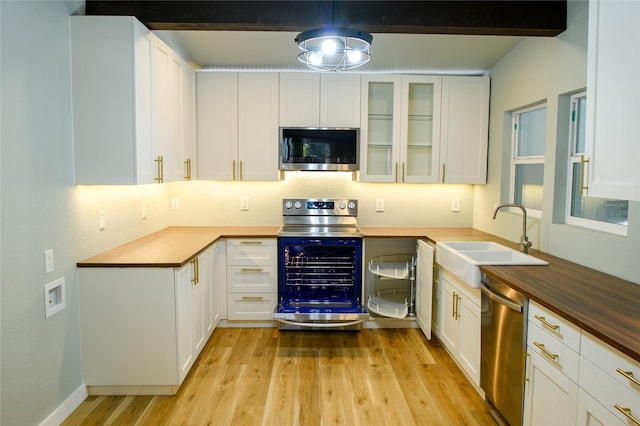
[[511, 104, 546, 215], [566, 92, 628, 234]]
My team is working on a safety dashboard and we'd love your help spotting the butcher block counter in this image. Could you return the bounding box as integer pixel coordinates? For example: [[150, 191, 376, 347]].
[[77, 226, 640, 362]]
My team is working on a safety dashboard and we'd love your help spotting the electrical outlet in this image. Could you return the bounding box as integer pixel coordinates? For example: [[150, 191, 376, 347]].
[[99, 209, 106, 230], [44, 249, 54, 274], [375, 198, 385, 212], [171, 196, 180, 210], [451, 198, 461, 212], [240, 196, 250, 211]]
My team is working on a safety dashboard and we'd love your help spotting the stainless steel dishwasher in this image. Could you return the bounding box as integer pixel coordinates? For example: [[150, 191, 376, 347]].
[[480, 273, 528, 426]]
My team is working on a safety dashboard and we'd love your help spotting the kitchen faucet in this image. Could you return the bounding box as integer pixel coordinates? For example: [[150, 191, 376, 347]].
[[492, 203, 532, 253]]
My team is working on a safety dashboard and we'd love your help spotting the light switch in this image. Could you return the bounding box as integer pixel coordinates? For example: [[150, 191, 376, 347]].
[[451, 198, 461, 212], [44, 249, 54, 274], [240, 196, 250, 211], [99, 209, 106, 230], [375, 198, 385, 212]]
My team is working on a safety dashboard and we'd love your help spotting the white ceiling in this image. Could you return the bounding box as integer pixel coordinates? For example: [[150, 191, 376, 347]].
[[155, 30, 523, 74]]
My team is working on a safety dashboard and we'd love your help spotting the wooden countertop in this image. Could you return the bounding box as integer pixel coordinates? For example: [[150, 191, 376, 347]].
[[78, 225, 640, 362], [77, 226, 280, 267]]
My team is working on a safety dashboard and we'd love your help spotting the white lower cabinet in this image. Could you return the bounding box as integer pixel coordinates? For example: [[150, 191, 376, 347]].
[[436, 269, 481, 387], [78, 244, 218, 395], [226, 238, 277, 320]]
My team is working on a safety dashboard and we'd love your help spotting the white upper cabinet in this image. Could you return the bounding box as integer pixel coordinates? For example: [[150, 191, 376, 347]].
[[360, 74, 489, 184], [198, 72, 279, 181], [440, 76, 490, 184], [70, 16, 195, 185], [585, 0, 640, 201], [360, 75, 442, 183], [279, 73, 361, 128]]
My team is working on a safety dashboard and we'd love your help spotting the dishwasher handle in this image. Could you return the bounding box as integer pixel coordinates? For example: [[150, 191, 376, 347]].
[[481, 282, 523, 312]]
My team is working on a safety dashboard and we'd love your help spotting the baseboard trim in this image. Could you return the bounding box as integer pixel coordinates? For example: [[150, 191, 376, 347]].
[[39, 384, 88, 426]]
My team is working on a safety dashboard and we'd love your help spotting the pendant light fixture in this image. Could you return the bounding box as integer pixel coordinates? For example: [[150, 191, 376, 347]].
[[295, 1, 373, 72]]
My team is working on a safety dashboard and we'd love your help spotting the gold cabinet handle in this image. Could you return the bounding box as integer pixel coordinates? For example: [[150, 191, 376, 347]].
[[451, 292, 457, 318], [580, 154, 590, 196], [533, 342, 558, 360], [239, 160, 243, 181], [534, 315, 560, 331], [442, 163, 446, 183], [154, 156, 164, 183], [395, 162, 398, 183], [239, 241, 263, 245], [232, 160, 236, 180], [191, 257, 199, 284], [616, 368, 640, 387], [402, 162, 405, 183], [241, 296, 264, 301], [614, 404, 640, 426], [524, 352, 531, 383], [452, 292, 460, 319], [184, 158, 191, 181], [240, 268, 263, 273]]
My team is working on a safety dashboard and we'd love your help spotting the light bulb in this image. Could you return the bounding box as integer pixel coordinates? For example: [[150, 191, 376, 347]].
[[309, 51, 323, 65], [321, 39, 337, 55], [347, 49, 362, 63]]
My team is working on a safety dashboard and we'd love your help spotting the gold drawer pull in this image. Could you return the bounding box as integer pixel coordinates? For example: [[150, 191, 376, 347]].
[[614, 404, 640, 426], [616, 368, 640, 387], [533, 342, 559, 360], [534, 315, 560, 331], [241, 296, 264, 301], [239, 241, 263, 245], [240, 268, 263, 273]]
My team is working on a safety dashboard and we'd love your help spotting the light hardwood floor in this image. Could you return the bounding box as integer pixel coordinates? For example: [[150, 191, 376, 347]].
[[63, 327, 496, 426]]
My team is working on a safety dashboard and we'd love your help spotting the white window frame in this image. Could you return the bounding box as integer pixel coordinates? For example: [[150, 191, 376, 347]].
[[565, 92, 628, 236], [510, 104, 546, 219]]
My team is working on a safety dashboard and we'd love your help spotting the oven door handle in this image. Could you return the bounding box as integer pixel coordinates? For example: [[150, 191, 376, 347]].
[[275, 319, 366, 328]]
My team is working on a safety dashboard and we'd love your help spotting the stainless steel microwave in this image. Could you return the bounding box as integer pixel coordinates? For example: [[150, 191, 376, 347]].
[[279, 127, 359, 171]]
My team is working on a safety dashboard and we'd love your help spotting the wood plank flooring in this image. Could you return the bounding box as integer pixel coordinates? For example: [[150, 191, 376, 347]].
[[62, 327, 496, 426]]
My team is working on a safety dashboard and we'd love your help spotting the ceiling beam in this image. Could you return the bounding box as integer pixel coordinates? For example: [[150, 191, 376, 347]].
[[85, 1, 567, 37]]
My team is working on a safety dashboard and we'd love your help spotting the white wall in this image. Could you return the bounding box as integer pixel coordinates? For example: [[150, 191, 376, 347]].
[[473, 0, 639, 284]]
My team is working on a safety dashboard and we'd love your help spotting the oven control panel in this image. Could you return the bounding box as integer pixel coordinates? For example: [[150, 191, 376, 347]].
[[282, 198, 357, 216]]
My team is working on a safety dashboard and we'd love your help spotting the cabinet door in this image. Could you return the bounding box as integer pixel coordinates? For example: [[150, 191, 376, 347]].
[[360, 75, 402, 182], [440, 76, 489, 184], [585, 0, 640, 201], [438, 277, 459, 353], [182, 63, 197, 180], [320, 74, 361, 127], [279, 73, 320, 126], [151, 38, 171, 182], [401, 75, 442, 184], [196, 72, 238, 180], [415, 240, 433, 339], [523, 350, 579, 426], [238, 72, 280, 181], [457, 293, 480, 385], [576, 389, 625, 426], [175, 262, 194, 384], [166, 52, 186, 182]]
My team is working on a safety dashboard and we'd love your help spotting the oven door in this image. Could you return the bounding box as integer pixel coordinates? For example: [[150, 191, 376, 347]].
[[273, 237, 368, 329]]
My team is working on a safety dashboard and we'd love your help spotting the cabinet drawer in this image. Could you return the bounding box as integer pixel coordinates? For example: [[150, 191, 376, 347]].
[[227, 293, 277, 321], [226, 239, 276, 265], [527, 321, 580, 382], [581, 331, 640, 398], [528, 301, 581, 352], [579, 356, 640, 425], [227, 265, 277, 293]]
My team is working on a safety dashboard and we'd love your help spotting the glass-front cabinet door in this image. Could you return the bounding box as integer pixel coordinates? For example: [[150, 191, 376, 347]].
[[401, 75, 441, 183], [360, 75, 441, 183], [360, 75, 402, 182]]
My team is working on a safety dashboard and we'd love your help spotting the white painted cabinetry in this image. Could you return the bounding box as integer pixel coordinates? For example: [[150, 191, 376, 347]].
[[226, 239, 277, 320], [415, 240, 434, 340], [523, 301, 580, 426], [585, 0, 640, 201], [78, 244, 218, 395], [70, 16, 195, 185], [279, 73, 361, 127], [197, 72, 279, 181], [436, 268, 481, 387]]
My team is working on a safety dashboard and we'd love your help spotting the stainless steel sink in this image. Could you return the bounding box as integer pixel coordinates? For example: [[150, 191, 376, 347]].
[[436, 241, 548, 288]]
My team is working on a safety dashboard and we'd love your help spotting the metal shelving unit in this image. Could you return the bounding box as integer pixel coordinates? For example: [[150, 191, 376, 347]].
[[366, 254, 416, 319]]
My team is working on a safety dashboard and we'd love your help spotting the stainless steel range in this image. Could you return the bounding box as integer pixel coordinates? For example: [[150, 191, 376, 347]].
[[273, 198, 368, 330]]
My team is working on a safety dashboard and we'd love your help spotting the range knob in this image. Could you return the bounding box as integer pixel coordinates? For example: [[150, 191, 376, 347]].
[[348, 201, 356, 210], [339, 202, 346, 209], [284, 201, 293, 209], [294, 201, 302, 209]]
